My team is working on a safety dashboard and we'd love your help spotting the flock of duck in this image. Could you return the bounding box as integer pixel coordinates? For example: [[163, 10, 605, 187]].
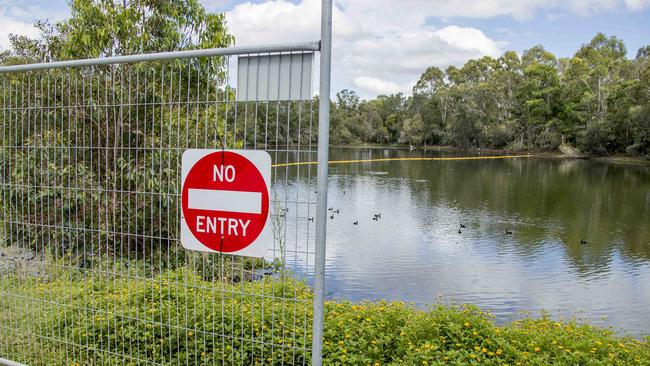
[[303, 206, 589, 245], [327, 207, 381, 225], [457, 222, 588, 244], [457, 222, 513, 236]]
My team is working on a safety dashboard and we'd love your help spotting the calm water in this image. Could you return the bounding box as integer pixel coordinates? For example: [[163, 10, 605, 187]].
[[276, 147, 650, 336]]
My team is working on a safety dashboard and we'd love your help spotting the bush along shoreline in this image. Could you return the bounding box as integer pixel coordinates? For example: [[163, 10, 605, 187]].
[[1, 268, 648, 365]]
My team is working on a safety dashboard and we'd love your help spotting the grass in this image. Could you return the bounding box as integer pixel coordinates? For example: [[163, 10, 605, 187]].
[[0, 268, 648, 365]]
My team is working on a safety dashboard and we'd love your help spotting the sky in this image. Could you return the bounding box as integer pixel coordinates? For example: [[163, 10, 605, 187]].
[[1, 0, 649, 98]]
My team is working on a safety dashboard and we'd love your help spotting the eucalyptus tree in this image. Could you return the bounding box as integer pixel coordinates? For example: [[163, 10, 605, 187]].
[[0, 0, 235, 256]]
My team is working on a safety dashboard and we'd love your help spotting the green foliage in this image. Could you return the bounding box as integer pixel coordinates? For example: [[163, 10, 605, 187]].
[[0, 64, 238, 258], [1, 269, 649, 365], [329, 34, 650, 157], [5, 0, 234, 63], [0, 0, 251, 260]]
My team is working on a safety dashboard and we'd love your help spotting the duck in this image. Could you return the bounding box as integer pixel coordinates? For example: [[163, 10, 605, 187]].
[[580, 239, 587, 245], [505, 229, 513, 235], [308, 217, 314, 222], [329, 214, 334, 220], [328, 207, 333, 211], [334, 209, 340, 214], [458, 229, 462, 234], [460, 223, 466, 229], [353, 221, 358, 225]]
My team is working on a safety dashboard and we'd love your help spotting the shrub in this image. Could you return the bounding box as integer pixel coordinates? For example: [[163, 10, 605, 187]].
[[1, 268, 648, 365]]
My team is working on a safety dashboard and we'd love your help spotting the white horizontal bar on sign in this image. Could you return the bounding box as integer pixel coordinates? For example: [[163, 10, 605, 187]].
[[188, 189, 262, 214]]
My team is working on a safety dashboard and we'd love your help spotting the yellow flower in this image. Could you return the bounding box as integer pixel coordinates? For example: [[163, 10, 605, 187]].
[[464, 322, 470, 327], [473, 331, 478, 336], [534, 347, 540, 352], [422, 362, 428, 365], [496, 349, 502, 355], [482, 348, 487, 353], [474, 346, 481, 352], [374, 363, 380, 366]]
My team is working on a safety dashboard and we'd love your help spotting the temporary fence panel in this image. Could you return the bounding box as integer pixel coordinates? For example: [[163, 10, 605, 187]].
[[0, 41, 327, 366]]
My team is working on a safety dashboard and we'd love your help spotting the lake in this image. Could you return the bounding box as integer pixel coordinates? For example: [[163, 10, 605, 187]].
[[274, 147, 650, 337]]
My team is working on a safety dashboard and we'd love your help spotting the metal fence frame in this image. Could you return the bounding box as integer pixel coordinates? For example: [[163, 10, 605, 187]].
[[0, 0, 332, 363]]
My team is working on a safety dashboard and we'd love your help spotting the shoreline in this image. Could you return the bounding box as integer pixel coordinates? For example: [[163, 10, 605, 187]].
[[331, 143, 650, 165]]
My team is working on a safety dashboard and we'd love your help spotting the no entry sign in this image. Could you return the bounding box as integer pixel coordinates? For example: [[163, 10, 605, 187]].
[[180, 149, 272, 257]]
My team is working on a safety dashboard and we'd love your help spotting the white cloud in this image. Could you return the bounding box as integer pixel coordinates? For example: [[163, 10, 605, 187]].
[[433, 26, 502, 56], [0, 0, 68, 51], [567, 0, 650, 14], [353, 76, 402, 95], [0, 16, 38, 50]]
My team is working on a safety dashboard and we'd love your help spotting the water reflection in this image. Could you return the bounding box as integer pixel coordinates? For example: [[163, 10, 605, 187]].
[[272, 147, 650, 336]]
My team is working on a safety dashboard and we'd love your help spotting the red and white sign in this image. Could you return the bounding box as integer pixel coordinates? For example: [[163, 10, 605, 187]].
[[180, 149, 271, 257]]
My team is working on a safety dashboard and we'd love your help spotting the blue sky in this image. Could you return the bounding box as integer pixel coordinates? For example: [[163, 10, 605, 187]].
[[1, 0, 649, 97], [438, 10, 650, 59]]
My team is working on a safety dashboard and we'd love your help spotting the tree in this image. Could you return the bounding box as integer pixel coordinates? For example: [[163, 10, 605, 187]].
[[399, 114, 426, 145], [412, 66, 448, 144], [324, 33, 646, 156], [6, 0, 233, 63], [522, 45, 558, 69], [517, 47, 562, 149], [336, 89, 360, 115], [564, 34, 627, 153], [0, 0, 236, 257]]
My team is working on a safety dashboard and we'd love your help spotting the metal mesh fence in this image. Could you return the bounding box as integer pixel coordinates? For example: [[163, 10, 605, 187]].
[[0, 47, 320, 365]]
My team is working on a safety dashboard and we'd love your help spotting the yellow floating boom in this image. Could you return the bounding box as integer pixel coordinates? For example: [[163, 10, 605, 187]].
[[272, 154, 534, 168]]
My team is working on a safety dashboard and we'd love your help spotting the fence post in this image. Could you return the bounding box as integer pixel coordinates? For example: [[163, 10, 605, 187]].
[[312, 0, 332, 365]]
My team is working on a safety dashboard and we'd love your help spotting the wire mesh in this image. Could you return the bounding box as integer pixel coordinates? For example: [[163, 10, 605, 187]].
[[0, 50, 318, 365]]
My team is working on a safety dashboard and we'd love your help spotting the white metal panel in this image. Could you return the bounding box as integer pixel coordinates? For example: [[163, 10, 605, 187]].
[[237, 53, 313, 101]]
